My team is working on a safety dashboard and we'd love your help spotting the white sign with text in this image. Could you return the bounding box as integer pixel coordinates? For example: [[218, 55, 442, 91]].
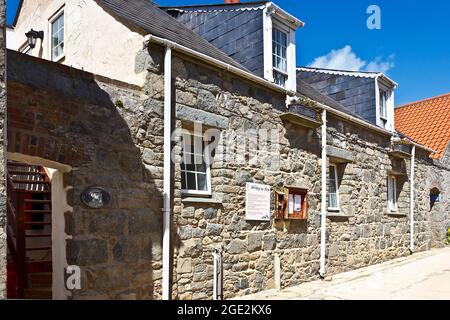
[[245, 183, 271, 221]]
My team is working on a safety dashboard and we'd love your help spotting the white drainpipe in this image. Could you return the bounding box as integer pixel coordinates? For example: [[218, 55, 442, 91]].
[[213, 247, 223, 300], [319, 110, 327, 278], [410, 145, 416, 253], [162, 46, 172, 300]]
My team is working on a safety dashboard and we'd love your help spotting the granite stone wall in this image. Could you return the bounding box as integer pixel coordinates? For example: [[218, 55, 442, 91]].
[[427, 160, 450, 247], [160, 49, 449, 299]]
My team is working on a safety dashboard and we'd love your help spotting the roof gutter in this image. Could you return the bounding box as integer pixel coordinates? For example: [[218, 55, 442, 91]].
[[399, 137, 436, 154], [144, 34, 296, 97], [310, 99, 394, 136], [313, 99, 435, 153]]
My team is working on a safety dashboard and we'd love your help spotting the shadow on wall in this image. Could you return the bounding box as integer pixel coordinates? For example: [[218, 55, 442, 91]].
[[7, 50, 163, 299]]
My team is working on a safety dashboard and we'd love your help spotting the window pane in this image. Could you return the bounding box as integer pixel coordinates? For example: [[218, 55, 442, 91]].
[[51, 13, 64, 60], [196, 163, 207, 173], [272, 28, 288, 75], [187, 172, 196, 190], [329, 193, 338, 209], [197, 174, 207, 191], [181, 172, 187, 190], [181, 132, 211, 193], [194, 154, 203, 165], [273, 71, 287, 87], [328, 166, 338, 208]]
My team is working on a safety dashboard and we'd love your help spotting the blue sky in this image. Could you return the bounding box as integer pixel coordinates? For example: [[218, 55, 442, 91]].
[[6, 0, 450, 105]]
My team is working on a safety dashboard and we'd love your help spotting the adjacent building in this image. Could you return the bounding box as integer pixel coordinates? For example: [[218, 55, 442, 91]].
[[395, 93, 450, 164]]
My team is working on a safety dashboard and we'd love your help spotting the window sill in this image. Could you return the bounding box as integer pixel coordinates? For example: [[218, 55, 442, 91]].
[[52, 55, 65, 63], [182, 196, 222, 204], [326, 210, 354, 218], [385, 211, 407, 217]]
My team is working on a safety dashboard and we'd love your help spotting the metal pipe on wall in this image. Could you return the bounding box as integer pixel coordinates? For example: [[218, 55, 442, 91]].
[[213, 247, 223, 300], [162, 46, 172, 300], [410, 145, 416, 253], [319, 110, 327, 277]]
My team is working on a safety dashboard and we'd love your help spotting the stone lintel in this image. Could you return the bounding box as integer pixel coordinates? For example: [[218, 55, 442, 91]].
[[176, 105, 228, 129], [327, 146, 354, 163], [280, 112, 322, 129]]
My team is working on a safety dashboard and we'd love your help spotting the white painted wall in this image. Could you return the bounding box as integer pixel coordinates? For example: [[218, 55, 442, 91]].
[[6, 26, 16, 50], [13, 0, 146, 86]]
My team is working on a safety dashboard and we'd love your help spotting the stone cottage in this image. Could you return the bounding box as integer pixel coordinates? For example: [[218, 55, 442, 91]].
[[1, 0, 449, 300]]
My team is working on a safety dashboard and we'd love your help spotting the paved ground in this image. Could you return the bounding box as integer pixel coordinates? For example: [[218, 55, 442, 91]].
[[238, 247, 450, 300]]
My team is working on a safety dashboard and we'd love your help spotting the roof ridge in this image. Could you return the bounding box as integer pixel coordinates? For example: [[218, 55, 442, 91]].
[[396, 92, 450, 110], [159, 1, 269, 10], [298, 66, 379, 75]]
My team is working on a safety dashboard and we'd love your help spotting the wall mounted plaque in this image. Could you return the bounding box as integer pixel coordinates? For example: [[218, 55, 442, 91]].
[[81, 187, 111, 209]]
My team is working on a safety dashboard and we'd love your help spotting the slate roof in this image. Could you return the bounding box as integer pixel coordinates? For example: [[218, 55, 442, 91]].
[[298, 67, 398, 87], [95, 0, 247, 70], [395, 93, 450, 159], [297, 78, 366, 121], [160, 1, 269, 12], [97, 0, 368, 125]]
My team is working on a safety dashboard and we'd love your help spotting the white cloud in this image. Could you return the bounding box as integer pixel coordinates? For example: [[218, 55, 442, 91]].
[[308, 45, 395, 73]]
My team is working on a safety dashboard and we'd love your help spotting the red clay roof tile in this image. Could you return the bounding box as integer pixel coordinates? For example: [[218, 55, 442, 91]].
[[395, 92, 450, 159]]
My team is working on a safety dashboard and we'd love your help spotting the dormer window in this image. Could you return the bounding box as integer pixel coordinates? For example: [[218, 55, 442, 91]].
[[376, 79, 395, 131], [379, 89, 388, 128], [263, 9, 300, 92], [272, 28, 288, 87]]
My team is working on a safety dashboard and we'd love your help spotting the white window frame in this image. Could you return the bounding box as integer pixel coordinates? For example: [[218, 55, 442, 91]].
[[180, 131, 212, 197], [328, 164, 340, 211], [272, 27, 288, 87], [263, 11, 297, 91], [49, 7, 65, 62], [388, 175, 398, 212], [379, 89, 388, 121], [375, 80, 394, 131]]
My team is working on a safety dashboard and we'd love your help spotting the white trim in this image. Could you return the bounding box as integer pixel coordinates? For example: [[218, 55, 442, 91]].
[[268, 17, 297, 91], [388, 175, 398, 212], [319, 110, 327, 278], [162, 47, 172, 301], [328, 163, 340, 211], [389, 90, 395, 132], [266, 2, 305, 29], [49, 7, 65, 62], [286, 27, 297, 92], [263, 6, 274, 82], [180, 132, 213, 196], [410, 145, 416, 253], [51, 170, 71, 300]]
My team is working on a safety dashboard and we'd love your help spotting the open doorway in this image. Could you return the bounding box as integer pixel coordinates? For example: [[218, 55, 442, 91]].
[[6, 161, 53, 299]]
